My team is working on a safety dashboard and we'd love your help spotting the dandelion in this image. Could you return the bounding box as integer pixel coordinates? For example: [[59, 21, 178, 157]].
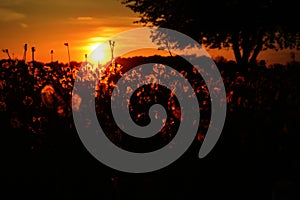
[[72, 93, 82, 111], [0, 80, 6, 90], [23, 96, 33, 106], [10, 115, 22, 129], [41, 85, 55, 109], [0, 101, 7, 112], [57, 106, 65, 117]]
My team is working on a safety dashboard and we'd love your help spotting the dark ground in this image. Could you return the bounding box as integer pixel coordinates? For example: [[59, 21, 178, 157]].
[[0, 59, 299, 199]]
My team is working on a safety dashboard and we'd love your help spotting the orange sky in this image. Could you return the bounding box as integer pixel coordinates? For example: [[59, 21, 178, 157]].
[[0, 0, 299, 65], [0, 0, 142, 63]]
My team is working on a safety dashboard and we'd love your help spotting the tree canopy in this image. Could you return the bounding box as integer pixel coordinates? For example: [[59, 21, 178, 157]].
[[121, 0, 300, 67]]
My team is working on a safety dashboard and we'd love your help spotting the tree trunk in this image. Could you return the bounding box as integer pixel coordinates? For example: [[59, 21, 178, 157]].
[[241, 38, 251, 66], [249, 42, 263, 65], [232, 32, 242, 65], [232, 31, 264, 70]]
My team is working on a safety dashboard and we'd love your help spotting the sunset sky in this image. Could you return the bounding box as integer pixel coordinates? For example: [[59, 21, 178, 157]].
[[0, 0, 142, 63], [0, 0, 299, 65]]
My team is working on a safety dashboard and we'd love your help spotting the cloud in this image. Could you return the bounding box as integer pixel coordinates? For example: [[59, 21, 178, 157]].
[[20, 23, 28, 28], [66, 16, 139, 27], [0, 0, 24, 6], [76, 16, 94, 21], [0, 8, 26, 22]]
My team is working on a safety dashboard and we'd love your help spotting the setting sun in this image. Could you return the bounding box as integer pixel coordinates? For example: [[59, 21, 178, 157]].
[[88, 43, 111, 65]]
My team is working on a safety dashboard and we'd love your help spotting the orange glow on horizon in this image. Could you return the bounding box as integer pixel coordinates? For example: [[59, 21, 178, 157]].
[[120, 48, 176, 58]]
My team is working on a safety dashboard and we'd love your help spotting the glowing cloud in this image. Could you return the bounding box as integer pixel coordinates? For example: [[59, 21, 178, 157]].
[[0, 8, 26, 22]]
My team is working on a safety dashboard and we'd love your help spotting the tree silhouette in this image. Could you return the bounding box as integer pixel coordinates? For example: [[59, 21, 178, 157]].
[[121, 0, 300, 67]]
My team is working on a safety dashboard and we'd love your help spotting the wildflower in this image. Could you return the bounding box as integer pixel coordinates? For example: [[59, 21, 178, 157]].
[[72, 93, 82, 111], [0, 101, 7, 112], [41, 85, 55, 109], [23, 96, 33, 106]]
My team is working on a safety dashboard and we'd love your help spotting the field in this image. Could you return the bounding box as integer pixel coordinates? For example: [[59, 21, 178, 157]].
[[0, 57, 299, 199]]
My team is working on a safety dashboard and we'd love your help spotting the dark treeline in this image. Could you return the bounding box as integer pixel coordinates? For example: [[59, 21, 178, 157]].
[[0, 57, 299, 199]]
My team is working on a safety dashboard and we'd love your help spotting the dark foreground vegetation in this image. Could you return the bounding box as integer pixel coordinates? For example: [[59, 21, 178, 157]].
[[0, 57, 299, 199]]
